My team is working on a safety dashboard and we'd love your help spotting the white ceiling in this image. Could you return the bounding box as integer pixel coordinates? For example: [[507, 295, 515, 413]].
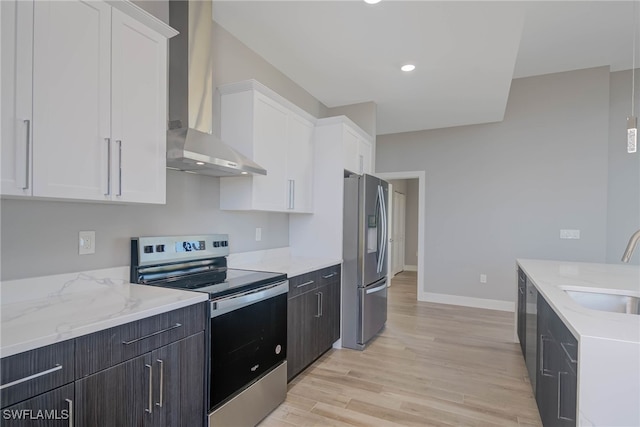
[[212, 1, 639, 135]]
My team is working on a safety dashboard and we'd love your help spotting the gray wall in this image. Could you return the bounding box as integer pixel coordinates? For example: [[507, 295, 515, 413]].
[[377, 67, 612, 303], [606, 69, 640, 264], [0, 1, 324, 281]]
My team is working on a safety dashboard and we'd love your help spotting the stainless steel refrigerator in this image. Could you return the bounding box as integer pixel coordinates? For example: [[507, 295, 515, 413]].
[[342, 173, 389, 350]]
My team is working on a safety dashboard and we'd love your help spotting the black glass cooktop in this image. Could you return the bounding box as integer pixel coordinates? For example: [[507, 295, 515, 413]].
[[151, 268, 287, 299]]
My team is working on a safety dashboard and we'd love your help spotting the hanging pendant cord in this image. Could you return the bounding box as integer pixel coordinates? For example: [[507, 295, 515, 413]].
[[633, 0, 637, 117]]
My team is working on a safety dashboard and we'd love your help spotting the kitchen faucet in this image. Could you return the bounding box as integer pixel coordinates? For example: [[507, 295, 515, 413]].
[[621, 229, 640, 262]]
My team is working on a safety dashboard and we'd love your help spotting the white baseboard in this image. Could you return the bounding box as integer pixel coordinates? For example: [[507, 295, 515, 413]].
[[421, 292, 514, 312], [403, 265, 417, 272]]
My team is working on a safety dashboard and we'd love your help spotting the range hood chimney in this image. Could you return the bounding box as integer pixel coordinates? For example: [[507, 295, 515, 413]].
[[166, 0, 266, 176]]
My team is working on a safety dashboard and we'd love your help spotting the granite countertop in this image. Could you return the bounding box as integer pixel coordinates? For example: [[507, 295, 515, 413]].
[[517, 259, 640, 343], [0, 267, 208, 358], [228, 247, 342, 277]]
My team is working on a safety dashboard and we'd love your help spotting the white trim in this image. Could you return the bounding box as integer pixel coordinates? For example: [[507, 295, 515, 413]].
[[403, 265, 417, 272], [423, 292, 515, 312], [375, 171, 426, 302]]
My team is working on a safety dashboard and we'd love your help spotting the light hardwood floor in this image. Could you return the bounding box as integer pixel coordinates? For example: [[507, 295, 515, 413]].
[[260, 271, 542, 426]]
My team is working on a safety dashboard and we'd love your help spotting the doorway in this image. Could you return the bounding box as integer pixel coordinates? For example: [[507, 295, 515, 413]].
[[377, 171, 426, 301]]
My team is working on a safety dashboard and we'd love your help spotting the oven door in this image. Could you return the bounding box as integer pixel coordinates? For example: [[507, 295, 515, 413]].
[[209, 281, 288, 410]]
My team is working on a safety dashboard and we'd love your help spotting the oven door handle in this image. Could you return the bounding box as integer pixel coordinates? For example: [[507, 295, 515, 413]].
[[210, 281, 289, 318]]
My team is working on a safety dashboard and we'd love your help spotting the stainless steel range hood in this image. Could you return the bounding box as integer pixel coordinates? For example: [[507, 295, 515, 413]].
[[166, 0, 266, 176]]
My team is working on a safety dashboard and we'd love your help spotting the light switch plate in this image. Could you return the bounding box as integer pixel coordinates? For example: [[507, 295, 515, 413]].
[[79, 231, 95, 255]]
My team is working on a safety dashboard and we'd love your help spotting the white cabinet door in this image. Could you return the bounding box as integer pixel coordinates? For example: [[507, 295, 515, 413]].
[[32, 0, 112, 200], [252, 93, 289, 211], [342, 127, 360, 175], [287, 113, 314, 213], [111, 9, 167, 204], [358, 138, 373, 174], [1, 0, 33, 196]]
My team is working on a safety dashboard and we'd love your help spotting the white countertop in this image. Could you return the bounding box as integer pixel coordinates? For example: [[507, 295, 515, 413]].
[[0, 267, 208, 358], [517, 259, 640, 343], [228, 247, 341, 277]]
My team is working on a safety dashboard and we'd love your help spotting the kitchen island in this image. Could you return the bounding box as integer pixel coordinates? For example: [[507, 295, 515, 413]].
[[517, 259, 640, 426]]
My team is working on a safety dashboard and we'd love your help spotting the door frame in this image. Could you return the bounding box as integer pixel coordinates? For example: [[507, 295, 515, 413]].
[[376, 171, 426, 301], [392, 190, 406, 276]]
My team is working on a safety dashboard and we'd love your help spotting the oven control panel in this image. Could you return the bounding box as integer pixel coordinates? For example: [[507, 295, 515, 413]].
[[132, 234, 229, 266]]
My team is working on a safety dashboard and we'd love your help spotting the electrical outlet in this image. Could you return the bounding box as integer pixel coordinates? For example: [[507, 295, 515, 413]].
[[79, 231, 95, 255], [480, 274, 487, 283], [255, 227, 262, 242]]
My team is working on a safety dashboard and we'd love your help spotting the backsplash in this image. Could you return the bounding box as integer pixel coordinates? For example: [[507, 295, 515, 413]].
[[0, 170, 289, 281]]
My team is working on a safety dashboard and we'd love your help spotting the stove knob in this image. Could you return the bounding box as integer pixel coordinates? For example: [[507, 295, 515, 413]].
[[213, 241, 220, 248], [156, 245, 165, 253], [222, 241, 228, 247]]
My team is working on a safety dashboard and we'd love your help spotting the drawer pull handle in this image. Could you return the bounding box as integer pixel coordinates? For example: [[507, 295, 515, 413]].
[[296, 280, 315, 288], [65, 398, 73, 427], [122, 323, 182, 345], [145, 364, 153, 414], [156, 359, 164, 408], [560, 341, 578, 364], [0, 364, 62, 390], [322, 272, 337, 279]]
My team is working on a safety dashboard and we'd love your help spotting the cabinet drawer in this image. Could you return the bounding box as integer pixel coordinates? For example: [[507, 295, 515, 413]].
[[317, 265, 341, 287], [75, 302, 206, 378], [288, 271, 319, 298], [1, 340, 75, 408]]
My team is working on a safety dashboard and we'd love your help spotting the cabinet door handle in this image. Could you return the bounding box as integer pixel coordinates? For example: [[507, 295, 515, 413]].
[[296, 280, 314, 288], [121, 323, 182, 345], [65, 398, 73, 427], [539, 335, 553, 377], [560, 341, 578, 364], [315, 292, 321, 318], [519, 286, 524, 295], [145, 363, 153, 414], [155, 359, 164, 408], [0, 364, 62, 390], [557, 371, 574, 421], [322, 272, 337, 279], [22, 119, 30, 190], [117, 140, 122, 196], [104, 138, 111, 195], [287, 179, 294, 210], [319, 291, 323, 317]]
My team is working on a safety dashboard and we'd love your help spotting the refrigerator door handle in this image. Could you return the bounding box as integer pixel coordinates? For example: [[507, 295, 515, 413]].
[[380, 185, 388, 272], [376, 185, 388, 274], [366, 283, 387, 294]]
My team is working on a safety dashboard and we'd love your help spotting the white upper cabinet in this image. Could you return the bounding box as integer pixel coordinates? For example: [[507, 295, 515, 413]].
[[1, 0, 34, 196], [343, 125, 373, 175], [110, 8, 168, 203], [1, 0, 175, 204], [319, 116, 374, 176], [219, 80, 316, 213]]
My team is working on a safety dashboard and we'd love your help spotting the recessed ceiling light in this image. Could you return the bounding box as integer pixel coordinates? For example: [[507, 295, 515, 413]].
[[196, 161, 205, 165], [401, 64, 416, 72], [364, 0, 381, 4], [241, 171, 248, 175]]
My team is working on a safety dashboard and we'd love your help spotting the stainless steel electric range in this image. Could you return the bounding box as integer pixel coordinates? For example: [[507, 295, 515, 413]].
[[130, 234, 287, 427]]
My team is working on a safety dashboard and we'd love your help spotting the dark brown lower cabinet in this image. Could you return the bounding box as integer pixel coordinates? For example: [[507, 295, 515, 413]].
[[1, 384, 74, 427], [287, 265, 341, 381], [75, 332, 205, 427], [1, 303, 207, 427], [537, 294, 577, 427]]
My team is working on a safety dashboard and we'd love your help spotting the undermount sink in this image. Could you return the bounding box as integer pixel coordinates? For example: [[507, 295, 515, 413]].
[[565, 290, 640, 315]]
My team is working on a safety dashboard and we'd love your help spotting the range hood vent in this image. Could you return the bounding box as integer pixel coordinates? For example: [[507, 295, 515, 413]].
[[167, 0, 266, 177]]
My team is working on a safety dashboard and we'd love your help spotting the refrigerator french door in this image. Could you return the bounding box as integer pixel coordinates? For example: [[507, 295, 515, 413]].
[[342, 173, 389, 350]]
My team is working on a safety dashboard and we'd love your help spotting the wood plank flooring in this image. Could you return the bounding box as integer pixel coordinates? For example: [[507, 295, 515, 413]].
[[259, 271, 542, 426]]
